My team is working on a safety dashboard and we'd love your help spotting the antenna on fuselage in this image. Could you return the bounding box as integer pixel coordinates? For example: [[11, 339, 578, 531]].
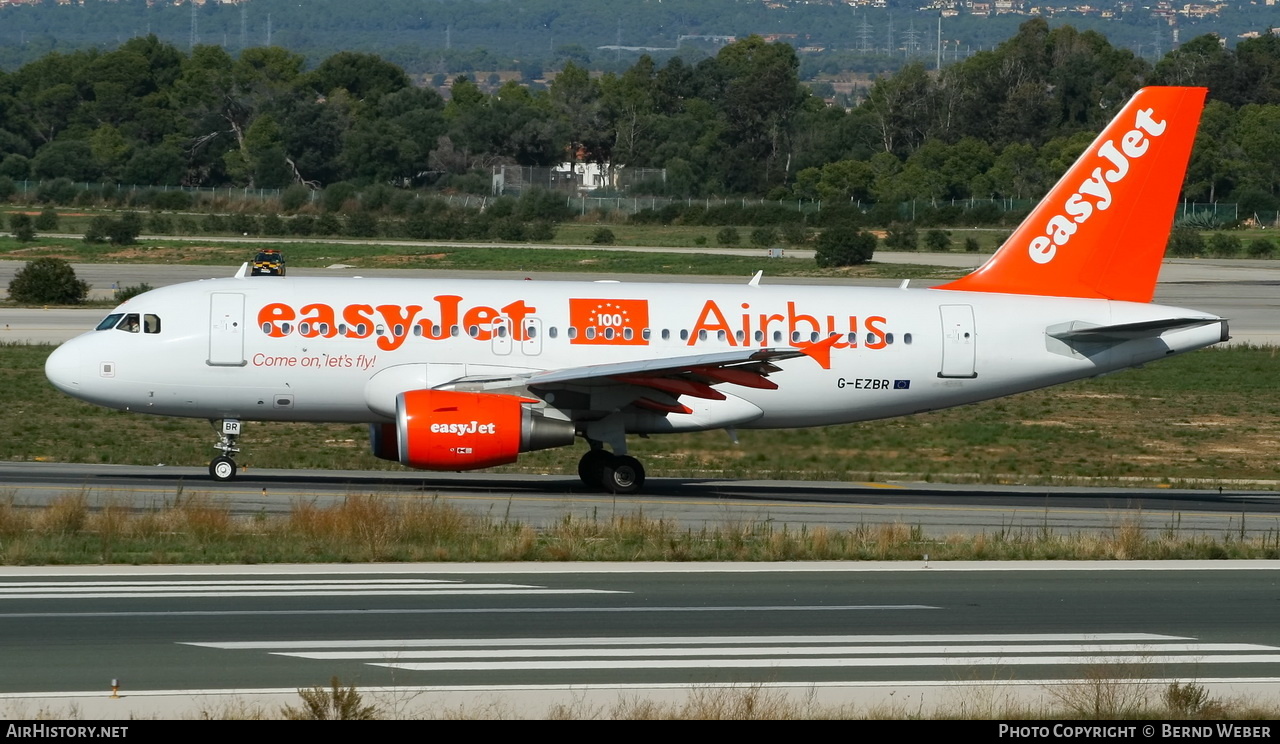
[[748, 271, 763, 287], [234, 263, 249, 279]]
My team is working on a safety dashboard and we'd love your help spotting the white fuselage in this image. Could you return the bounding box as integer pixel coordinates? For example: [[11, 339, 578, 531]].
[[44, 275, 1227, 434]]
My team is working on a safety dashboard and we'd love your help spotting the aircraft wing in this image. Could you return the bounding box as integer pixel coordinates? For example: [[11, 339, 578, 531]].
[[441, 337, 841, 415]]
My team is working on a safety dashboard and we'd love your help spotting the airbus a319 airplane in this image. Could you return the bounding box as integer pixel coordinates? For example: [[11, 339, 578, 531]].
[[45, 86, 1227, 493]]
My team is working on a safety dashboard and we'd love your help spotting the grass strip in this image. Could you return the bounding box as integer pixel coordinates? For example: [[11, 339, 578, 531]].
[[2, 490, 1278, 565]]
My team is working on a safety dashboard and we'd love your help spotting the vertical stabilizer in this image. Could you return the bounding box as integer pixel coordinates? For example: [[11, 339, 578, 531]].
[[937, 86, 1207, 303]]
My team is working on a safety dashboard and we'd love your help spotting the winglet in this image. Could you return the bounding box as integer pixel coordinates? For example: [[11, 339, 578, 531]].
[[937, 87, 1207, 303], [796, 333, 842, 370]]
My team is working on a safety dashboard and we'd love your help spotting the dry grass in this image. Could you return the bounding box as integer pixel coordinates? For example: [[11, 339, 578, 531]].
[[1, 489, 1278, 564]]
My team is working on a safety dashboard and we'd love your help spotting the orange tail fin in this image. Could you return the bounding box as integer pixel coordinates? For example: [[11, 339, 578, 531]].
[[937, 86, 1207, 303]]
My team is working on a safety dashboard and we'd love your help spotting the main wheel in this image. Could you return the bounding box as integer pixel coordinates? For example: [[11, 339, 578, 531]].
[[209, 456, 237, 481], [601, 455, 645, 495], [578, 449, 613, 488]]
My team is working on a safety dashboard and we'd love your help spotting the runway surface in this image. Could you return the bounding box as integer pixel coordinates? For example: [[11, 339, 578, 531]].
[[1, 562, 1278, 719]]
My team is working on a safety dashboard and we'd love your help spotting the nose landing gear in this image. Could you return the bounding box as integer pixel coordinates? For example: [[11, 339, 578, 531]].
[[209, 419, 242, 481]]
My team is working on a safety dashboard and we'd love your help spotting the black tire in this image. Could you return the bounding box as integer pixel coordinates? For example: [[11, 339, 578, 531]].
[[602, 455, 645, 495], [578, 449, 612, 488], [210, 456, 237, 481]]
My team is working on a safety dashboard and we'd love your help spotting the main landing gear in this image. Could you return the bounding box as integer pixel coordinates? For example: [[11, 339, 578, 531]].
[[209, 419, 242, 481], [578, 447, 646, 495]]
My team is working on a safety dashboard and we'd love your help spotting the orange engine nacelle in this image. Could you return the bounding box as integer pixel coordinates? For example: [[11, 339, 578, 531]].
[[371, 390, 575, 471]]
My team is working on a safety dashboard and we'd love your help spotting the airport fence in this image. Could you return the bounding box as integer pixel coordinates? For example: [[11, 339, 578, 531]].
[[0, 178, 1272, 226]]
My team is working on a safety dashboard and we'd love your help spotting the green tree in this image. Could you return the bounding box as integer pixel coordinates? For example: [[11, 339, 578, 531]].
[[8, 257, 89, 304]]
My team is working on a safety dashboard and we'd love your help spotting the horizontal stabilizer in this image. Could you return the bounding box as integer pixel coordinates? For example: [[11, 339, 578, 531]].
[[1048, 317, 1224, 344]]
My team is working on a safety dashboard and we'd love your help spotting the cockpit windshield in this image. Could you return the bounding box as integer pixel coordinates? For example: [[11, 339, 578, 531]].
[[95, 314, 124, 331], [94, 313, 161, 334]]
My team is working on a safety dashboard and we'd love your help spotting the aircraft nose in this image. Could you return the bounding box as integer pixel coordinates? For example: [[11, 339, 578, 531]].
[[44, 342, 82, 396]]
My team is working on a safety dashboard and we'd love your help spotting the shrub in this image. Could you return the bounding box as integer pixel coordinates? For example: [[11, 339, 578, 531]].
[[200, 214, 228, 233], [883, 222, 918, 251], [515, 188, 572, 222], [780, 223, 807, 245], [34, 178, 77, 205], [315, 213, 342, 235], [1246, 237, 1276, 258], [84, 215, 113, 244], [147, 214, 173, 234], [488, 217, 524, 241], [259, 213, 285, 236], [321, 181, 358, 212], [590, 227, 616, 245], [526, 220, 556, 242], [964, 237, 981, 252], [282, 677, 378, 721], [1206, 232, 1241, 258], [1167, 227, 1204, 257], [8, 212, 35, 242], [33, 207, 59, 231], [289, 215, 316, 236], [716, 227, 740, 246], [109, 212, 143, 245], [281, 184, 312, 212], [815, 226, 877, 267], [7, 257, 89, 304], [114, 283, 153, 302], [750, 226, 777, 247], [0, 176, 16, 201], [924, 229, 952, 252], [361, 184, 394, 212], [226, 213, 257, 236], [151, 191, 193, 211], [344, 211, 379, 238]]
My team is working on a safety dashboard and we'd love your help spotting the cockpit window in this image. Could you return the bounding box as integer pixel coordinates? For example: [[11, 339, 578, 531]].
[[97, 312, 161, 334], [117, 313, 141, 333], [95, 313, 124, 331]]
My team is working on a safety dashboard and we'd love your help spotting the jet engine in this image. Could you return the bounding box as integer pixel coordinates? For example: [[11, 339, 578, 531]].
[[370, 390, 574, 470]]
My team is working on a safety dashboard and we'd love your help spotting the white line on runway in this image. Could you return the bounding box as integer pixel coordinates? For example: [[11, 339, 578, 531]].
[[187, 632, 1186, 650], [378, 654, 1280, 672], [0, 605, 933, 618], [2, 589, 622, 599], [280, 643, 1277, 661]]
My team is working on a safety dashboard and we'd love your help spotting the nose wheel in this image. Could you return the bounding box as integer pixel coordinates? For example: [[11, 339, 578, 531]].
[[577, 449, 645, 494], [209, 419, 242, 481]]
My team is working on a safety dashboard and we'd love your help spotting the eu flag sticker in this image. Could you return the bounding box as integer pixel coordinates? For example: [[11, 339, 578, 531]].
[[893, 380, 911, 390]]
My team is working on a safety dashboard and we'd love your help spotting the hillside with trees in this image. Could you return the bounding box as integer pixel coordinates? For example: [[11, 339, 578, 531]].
[[0, 21, 1277, 213]]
